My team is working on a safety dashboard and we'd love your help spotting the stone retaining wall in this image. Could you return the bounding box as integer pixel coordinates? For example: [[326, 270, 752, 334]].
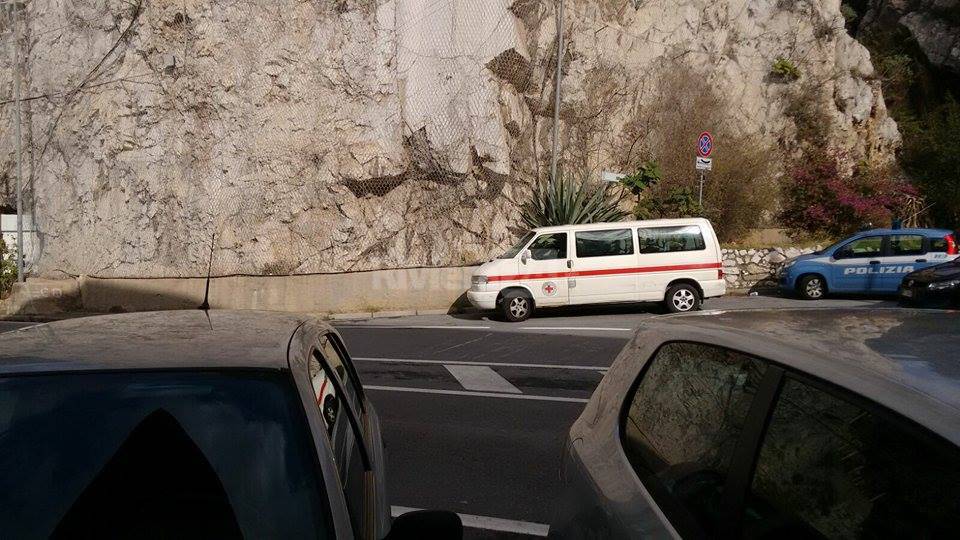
[[722, 246, 821, 291]]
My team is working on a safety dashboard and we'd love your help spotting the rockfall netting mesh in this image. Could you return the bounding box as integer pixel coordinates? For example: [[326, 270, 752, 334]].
[[0, 0, 901, 277]]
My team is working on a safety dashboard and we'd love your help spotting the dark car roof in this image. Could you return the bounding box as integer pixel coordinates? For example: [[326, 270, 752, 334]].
[[0, 310, 324, 375], [633, 308, 960, 444]]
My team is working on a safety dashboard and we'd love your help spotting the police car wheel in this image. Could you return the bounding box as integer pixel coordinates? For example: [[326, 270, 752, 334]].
[[665, 284, 701, 313], [798, 275, 826, 300], [501, 292, 533, 322]]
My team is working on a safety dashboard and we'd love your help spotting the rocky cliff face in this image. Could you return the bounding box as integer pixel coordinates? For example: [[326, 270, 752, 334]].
[[2, 0, 900, 277], [860, 0, 960, 75]]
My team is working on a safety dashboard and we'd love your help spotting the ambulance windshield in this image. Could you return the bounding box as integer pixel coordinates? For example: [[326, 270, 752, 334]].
[[499, 231, 535, 259]]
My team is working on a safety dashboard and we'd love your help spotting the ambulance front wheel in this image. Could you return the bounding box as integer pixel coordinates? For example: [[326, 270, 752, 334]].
[[500, 290, 534, 322]]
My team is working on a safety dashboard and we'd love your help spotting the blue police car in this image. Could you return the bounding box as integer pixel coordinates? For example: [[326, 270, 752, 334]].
[[779, 228, 958, 299]]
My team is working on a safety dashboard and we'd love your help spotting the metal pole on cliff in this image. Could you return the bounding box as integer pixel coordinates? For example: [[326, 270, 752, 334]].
[[13, 0, 24, 283], [698, 171, 704, 206], [550, 0, 564, 182]]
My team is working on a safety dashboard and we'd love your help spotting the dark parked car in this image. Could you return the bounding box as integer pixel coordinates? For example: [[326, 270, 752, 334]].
[[551, 308, 960, 539], [0, 310, 461, 539], [900, 258, 960, 308]]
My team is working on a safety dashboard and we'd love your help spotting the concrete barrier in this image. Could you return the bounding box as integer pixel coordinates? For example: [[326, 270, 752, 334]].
[[2, 266, 480, 317]]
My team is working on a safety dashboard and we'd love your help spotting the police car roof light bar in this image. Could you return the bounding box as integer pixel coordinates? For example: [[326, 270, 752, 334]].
[[946, 234, 958, 255]]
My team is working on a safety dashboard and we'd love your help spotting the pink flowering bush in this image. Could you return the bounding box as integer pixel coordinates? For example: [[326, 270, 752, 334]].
[[779, 150, 917, 238]]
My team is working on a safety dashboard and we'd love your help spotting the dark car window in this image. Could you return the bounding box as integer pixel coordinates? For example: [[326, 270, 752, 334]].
[[622, 342, 767, 536], [637, 226, 706, 254], [929, 236, 949, 253], [0, 371, 331, 540], [835, 237, 882, 259], [575, 229, 634, 258], [529, 233, 567, 260], [889, 234, 925, 256], [743, 377, 960, 539]]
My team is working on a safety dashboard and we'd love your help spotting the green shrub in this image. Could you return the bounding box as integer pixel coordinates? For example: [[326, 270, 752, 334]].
[[0, 238, 18, 298], [902, 98, 960, 227], [634, 186, 703, 221], [772, 58, 801, 81], [619, 161, 662, 201], [521, 171, 628, 228]]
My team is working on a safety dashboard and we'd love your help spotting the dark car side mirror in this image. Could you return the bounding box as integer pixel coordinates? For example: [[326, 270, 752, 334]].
[[386, 510, 463, 540]]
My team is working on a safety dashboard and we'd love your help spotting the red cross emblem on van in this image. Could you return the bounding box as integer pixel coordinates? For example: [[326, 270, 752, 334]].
[[543, 282, 558, 296]]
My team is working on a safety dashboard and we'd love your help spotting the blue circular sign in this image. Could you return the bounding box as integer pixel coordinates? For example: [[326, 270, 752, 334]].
[[697, 132, 714, 158]]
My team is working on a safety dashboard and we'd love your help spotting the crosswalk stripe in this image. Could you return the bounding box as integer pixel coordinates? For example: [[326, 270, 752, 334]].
[[444, 364, 522, 394]]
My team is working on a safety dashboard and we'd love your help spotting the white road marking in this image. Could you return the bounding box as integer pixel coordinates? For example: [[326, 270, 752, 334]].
[[444, 364, 522, 394], [391, 506, 549, 537], [366, 385, 590, 403], [521, 326, 633, 331], [354, 356, 608, 372]]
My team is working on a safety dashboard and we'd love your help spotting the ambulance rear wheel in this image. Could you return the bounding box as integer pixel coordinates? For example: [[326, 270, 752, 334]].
[[500, 291, 534, 322], [664, 284, 702, 313], [798, 275, 827, 300]]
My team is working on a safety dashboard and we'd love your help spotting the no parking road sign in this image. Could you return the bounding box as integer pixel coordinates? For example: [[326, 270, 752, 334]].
[[697, 131, 714, 158]]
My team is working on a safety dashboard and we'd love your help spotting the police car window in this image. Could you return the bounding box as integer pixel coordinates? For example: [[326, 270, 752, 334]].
[[575, 229, 634, 258], [622, 343, 767, 536], [837, 237, 882, 258], [744, 377, 960, 539], [637, 226, 706, 254], [889, 235, 925, 256], [529, 233, 567, 260]]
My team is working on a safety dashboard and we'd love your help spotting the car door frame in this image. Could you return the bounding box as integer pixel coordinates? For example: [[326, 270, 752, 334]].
[[516, 230, 572, 306], [569, 226, 640, 304], [287, 321, 357, 539], [829, 235, 887, 292]]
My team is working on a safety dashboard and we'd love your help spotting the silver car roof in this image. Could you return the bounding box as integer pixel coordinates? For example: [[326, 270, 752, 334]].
[[621, 308, 960, 445], [0, 310, 329, 375]]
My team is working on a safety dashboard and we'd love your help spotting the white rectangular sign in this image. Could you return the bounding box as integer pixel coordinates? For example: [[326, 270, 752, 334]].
[[696, 157, 713, 171], [601, 171, 627, 183]]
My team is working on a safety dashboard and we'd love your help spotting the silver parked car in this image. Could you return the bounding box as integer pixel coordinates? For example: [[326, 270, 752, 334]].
[[551, 308, 960, 539], [0, 310, 461, 539]]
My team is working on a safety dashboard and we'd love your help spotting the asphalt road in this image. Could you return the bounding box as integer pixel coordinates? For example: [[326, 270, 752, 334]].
[[0, 296, 899, 538], [336, 295, 899, 537]]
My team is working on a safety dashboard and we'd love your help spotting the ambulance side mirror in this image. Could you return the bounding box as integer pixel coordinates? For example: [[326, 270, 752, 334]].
[[521, 249, 531, 264]]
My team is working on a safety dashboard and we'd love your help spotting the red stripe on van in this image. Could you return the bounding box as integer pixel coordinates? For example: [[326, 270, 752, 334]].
[[486, 262, 722, 282]]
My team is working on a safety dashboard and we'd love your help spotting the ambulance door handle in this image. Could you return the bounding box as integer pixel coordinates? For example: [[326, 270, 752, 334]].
[[567, 260, 573, 269], [869, 260, 881, 265]]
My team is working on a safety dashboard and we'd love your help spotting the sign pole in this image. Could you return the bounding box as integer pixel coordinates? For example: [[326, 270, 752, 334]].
[[698, 171, 704, 206]]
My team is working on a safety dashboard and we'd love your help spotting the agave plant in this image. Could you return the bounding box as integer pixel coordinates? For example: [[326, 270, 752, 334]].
[[521, 172, 629, 228]]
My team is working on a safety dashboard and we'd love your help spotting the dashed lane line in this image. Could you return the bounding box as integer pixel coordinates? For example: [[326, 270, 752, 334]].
[[366, 385, 590, 403], [354, 356, 609, 371], [391, 506, 549, 537]]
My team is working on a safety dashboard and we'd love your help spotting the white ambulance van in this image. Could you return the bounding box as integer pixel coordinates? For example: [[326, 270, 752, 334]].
[[467, 218, 726, 321]]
